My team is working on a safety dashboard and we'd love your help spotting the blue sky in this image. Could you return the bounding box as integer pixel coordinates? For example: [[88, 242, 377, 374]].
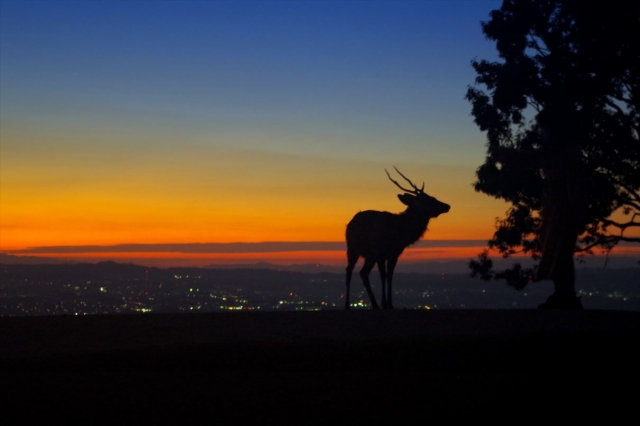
[[1, 0, 500, 163]]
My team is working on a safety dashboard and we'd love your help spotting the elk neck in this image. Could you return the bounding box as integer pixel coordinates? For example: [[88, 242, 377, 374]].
[[396, 207, 431, 246]]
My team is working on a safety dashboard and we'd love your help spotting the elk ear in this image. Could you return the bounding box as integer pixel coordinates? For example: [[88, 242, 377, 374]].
[[398, 193, 415, 206]]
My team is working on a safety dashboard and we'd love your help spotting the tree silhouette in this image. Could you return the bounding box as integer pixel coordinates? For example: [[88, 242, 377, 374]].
[[466, 0, 640, 308]]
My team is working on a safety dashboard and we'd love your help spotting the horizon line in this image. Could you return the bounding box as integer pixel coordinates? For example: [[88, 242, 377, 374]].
[[3, 240, 494, 254]]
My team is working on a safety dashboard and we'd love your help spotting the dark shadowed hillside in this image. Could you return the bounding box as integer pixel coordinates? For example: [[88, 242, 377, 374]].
[[1, 310, 638, 421]]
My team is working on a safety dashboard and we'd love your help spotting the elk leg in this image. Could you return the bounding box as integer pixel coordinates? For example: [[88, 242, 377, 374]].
[[360, 258, 380, 309], [345, 252, 358, 311], [377, 260, 388, 309], [386, 258, 398, 310]]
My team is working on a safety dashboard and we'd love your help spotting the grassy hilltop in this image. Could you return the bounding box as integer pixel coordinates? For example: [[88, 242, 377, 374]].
[[2, 310, 639, 421]]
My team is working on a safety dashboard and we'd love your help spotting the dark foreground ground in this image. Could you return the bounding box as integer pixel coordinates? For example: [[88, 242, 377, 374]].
[[2, 310, 639, 421]]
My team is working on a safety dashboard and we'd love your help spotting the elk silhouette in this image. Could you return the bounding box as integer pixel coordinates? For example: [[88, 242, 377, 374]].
[[345, 167, 450, 310]]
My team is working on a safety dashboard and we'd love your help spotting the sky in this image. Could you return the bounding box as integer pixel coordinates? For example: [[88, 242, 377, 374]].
[[1, 0, 636, 267]]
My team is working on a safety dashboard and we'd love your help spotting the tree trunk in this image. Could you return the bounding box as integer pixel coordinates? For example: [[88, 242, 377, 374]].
[[536, 136, 587, 309]]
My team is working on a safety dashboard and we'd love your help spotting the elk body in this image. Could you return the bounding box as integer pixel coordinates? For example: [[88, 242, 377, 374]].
[[345, 167, 450, 310]]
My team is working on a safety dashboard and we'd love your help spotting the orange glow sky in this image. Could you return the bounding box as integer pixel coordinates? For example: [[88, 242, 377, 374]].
[[1, 1, 637, 267]]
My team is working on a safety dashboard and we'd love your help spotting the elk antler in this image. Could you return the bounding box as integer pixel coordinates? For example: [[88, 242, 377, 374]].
[[385, 166, 425, 194]]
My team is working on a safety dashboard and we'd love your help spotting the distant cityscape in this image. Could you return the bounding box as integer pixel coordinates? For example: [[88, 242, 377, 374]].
[[1, 260, 638, 316]]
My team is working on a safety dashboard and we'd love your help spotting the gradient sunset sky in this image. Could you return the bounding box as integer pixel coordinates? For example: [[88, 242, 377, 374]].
[[1, 0, 635, 266]]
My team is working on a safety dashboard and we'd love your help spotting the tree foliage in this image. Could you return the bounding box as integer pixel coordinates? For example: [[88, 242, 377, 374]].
[[467, 0, 640, 289]]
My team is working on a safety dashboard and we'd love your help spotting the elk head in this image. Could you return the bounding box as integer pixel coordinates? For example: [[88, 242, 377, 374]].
[[385, 166, 450, 217]]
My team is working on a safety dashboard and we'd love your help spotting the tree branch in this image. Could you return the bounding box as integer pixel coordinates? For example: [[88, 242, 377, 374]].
[[527, 34, 549, 57], [578, 235, 640, 252], [620, 198, 640, 212], [604, 98, 629, 118], [607, 176, 640, 206], [600, 218, 640, 229], [623, 190, 640, 205]]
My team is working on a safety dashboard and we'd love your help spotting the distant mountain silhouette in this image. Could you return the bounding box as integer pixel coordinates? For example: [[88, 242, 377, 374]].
[[204, 260, 476, 274], [208, 258, 639, 273], [0, 253, 67, 265], [204, 262, 343, 273], [2, 253, 636, 273]]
